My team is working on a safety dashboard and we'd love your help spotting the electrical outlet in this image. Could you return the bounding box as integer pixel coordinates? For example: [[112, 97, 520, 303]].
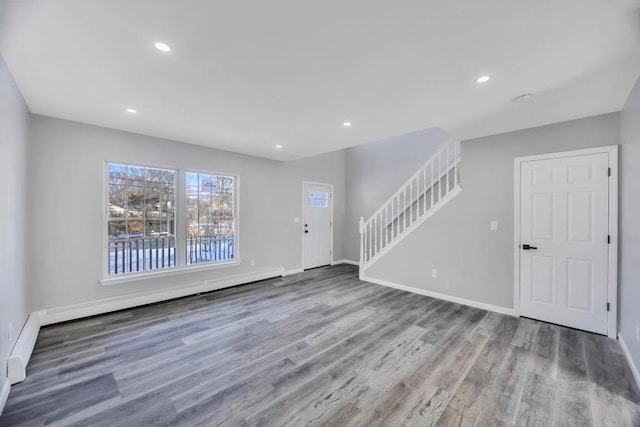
[[490, 221, 498, 231], [250, 259, 255, 267], [431, 269, 438, 279]]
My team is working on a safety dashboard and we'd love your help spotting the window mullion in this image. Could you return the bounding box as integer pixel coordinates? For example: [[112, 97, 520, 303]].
[[176, 169, 187, 268]]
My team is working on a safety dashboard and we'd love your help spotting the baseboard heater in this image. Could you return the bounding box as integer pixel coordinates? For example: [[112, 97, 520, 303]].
[[8, 313, 41, 384]]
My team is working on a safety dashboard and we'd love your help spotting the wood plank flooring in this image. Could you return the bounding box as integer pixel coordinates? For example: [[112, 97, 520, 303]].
[[1, 265, 639, 426]]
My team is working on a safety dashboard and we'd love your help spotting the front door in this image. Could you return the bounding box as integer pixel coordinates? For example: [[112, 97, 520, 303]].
[[519, 152, 610, 334], [303, 183, 332, 269]]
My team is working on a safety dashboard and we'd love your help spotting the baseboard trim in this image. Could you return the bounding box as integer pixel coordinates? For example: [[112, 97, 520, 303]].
[[8, 313, 41, 385], [618, 333, 640, 392], [40, 268, 283, 326], [361, 274, 516, 316], [282, 268, 304, 276], [0, 378, 9, 415], [331, 259, 359, 266], [203, 269, 283, 289]]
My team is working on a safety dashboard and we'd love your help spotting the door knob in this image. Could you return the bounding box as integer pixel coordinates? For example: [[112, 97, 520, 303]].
[[522, 244, 538, 250]]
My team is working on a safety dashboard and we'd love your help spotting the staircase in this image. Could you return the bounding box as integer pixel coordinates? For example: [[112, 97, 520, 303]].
[[359, 137, 462, 271]]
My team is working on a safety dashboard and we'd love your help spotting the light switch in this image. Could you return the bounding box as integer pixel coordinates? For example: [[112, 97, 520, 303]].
[[490, 221, 498, 231], [294, 217, 300, 223]]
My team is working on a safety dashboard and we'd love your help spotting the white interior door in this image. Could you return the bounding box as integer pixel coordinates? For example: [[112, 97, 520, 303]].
[[303, 183, 332, 269], [519, 153, 610, 335]]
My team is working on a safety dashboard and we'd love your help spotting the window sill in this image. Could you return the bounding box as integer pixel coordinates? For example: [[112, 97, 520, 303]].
[[100, 260, 242, 286]]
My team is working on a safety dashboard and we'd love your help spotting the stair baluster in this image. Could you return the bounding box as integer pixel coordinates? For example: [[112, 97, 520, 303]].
[[359, 137, 462, 270]]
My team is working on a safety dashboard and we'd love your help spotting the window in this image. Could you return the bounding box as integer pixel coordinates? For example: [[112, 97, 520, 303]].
[[105, 163, 237, 278], [107, 163, 176, 275], [307, 190, 328, 208], [185, 172, 235, 264]]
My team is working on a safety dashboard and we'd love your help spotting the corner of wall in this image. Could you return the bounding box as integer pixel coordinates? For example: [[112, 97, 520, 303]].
[[0, 54, 32, 416], [618, 333, 640, 391], [618, 73, 640, 393], [0, 376, 10, 415]]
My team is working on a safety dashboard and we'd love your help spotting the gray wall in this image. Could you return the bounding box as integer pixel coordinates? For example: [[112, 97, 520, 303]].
[[344, 127, 450, 261], [26, 115, 345, 311], [0, 56, 30, 395], [366, 113, 620, 309], [619, 76, 640, 376]]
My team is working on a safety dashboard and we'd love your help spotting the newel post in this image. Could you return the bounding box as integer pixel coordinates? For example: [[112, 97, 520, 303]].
[[359, 216, 365, 266]]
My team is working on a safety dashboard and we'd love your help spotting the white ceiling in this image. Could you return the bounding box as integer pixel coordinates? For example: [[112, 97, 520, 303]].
[[1, 0, 639, 161]]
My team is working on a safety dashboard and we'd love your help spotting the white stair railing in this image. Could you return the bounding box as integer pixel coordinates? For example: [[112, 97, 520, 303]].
[[359, 137, 461, 269]]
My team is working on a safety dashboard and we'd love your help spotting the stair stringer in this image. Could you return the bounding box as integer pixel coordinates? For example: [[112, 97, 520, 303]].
[[359, 184, 462, 278]]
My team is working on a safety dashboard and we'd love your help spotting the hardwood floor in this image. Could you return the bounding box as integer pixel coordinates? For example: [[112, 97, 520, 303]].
[[2, 264, 639, 426]]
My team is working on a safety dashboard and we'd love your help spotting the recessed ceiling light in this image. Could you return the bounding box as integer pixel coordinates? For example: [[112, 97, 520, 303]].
[[154, 42, 171, 52], [275, 144, 283, 149], [343, 122, 352, 127], [475, 75, 491, 83], [125, 108, 137, 114]]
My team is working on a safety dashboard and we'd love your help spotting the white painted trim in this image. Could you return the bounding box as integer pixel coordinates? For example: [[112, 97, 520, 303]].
[[8, 313, 42, 385], [331, 259, 359, 266], [361, 273, 516, 316], [201, 269, 278, 289], [100, 260, 242, 286], [618, 333, 640, 392], [40, 268, 282, 326], [607, 147, 619, 339], [301, 181, 334, 270], [362, 185, 463, 271], [0, 378, 10, 415], [514, 145, 619, 162], [282, 268, 304, 276], [513, 155, 522, 318], [513, 145, 619, 338]]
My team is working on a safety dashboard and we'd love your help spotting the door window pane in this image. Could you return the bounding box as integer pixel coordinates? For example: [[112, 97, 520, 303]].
[[308, 191, 328, 208]]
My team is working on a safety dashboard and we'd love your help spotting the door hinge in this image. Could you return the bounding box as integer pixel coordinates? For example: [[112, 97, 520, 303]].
[[608, 167, 611, 177], [607, 302, 610, 311], [608, 235, 611, 244]]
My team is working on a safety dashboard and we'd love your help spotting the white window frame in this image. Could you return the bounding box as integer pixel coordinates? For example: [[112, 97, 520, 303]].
[[101, 161, 240, 285]]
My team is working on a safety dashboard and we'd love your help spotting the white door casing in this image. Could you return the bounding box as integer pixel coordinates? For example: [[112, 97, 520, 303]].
[[302, 182, 332, 270], [515, 146, 618, 337]]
